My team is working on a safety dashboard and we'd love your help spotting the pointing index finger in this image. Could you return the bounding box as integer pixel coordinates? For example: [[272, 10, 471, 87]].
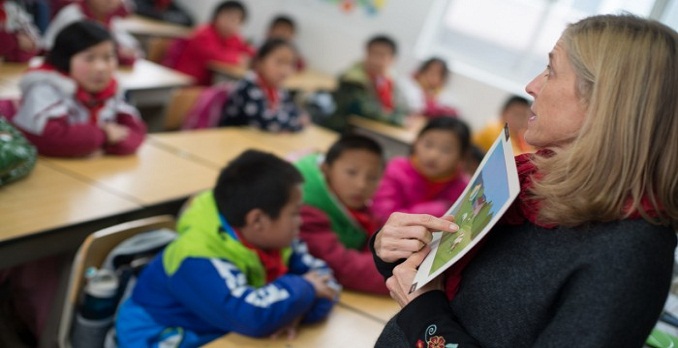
[[393, 213, 459, 233]]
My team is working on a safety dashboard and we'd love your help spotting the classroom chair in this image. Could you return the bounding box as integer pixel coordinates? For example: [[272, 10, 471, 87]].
[[57, 215, 176, 348], [163, 86, 205, 131], [145, 37, 174, 64]]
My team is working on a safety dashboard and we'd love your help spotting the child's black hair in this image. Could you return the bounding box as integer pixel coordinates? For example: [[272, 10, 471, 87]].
[[269, 15, 296, 32], [46, 20, 113, 73], [255, 38, 296, 62], [467, 144, 486, 166], [325, 134, 384, 166], [212, 0, 247, 22], [501, 95, 531, 113], [213, 149, 303, 227], [366, 35, 398, 56], [417, 57, 450, 81], [416, 117, 471, 155]]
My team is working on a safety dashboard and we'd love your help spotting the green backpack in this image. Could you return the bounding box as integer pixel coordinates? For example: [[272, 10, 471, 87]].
[[0, 116, 37, 186]]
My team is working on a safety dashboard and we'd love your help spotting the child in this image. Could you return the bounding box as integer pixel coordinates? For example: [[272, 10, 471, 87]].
[[219, 38, 307, 132], [265, 15, 305, 71], [173, 0, 255, 85], [473, 95, 533, 154], [399, 57, 460, 118], [323, 35, 409, 132], [295, 135, 388, 294], [42, 0, 141, 65], [12, 20, 146, 157], [0, 0, 40, 62], [372, 117, 471, 224], [116, 150, 339, 347]]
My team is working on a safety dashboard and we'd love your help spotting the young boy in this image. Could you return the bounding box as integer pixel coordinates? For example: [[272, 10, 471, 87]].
[[174, 0, 255, 85], [323, 35, 410, 132], [116, 150, 339, 347], [265, 15, 305, 70], [473, 95, 533, 154], [294, 135, 389, 294]]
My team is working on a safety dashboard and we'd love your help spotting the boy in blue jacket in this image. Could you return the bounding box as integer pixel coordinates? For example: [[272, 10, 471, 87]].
[[116, 150, 339, 347]]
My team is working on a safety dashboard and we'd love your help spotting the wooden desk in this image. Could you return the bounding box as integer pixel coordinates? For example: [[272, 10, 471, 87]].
[[209, 63, 336, 93], [0, 162, 140, 244], [0, 62, 27, 99], [115, 15, 191, 39], [149, 125, 339, 168], [348, 115, 427, 159], [338, 291, 400, 323], [41, 142, 218, 206], [203, 306, 384, 348]]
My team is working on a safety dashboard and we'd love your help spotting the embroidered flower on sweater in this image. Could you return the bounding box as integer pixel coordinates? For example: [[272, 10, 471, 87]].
[[422, 324, 459, 348]]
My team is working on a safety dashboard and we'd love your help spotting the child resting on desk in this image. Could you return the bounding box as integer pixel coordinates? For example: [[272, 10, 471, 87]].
[[116, 150, 339, 347], [173, 0, 255, 85], [323, 35, 409, 132], [43, 0, 142, 65], [219, 38, 308, 132], [12, 20, 146, 158], [295, 134, 389, 294], [371, 117, 471, 224]]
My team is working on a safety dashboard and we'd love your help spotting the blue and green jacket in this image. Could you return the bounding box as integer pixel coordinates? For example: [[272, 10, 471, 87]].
[[116, 191, 334, 347]]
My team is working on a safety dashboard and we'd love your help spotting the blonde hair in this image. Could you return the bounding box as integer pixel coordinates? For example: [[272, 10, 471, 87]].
[[531, 14, 678, 228]]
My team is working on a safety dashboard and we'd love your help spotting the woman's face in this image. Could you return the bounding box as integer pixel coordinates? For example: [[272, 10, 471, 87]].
[[256, 45, 296, 87], [524, 40, 587, 148], [70, 40, 117, 93]]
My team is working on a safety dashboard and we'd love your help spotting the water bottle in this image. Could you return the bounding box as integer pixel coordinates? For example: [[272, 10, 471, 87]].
[[71, 268, 119, 348]]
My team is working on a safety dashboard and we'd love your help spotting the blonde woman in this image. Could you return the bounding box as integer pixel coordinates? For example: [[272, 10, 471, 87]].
[[371, 14, 678, 348]]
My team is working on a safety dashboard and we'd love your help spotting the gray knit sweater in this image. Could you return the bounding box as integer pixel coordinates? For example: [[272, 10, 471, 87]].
[[372, 219, 676, 348]]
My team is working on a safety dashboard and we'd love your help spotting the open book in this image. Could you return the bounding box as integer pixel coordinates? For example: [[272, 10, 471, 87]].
[[410, 124, 521, 292]]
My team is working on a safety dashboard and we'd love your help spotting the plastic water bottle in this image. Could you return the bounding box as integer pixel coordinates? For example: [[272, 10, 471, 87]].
[[71, 268, 119, 348]]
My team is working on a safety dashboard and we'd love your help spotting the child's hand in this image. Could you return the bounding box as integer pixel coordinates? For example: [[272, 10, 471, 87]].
[[103, 123, 130, 144], [303, 271, 339, 300], [270, 316, 302, 340], [17, 32, 37, 52]]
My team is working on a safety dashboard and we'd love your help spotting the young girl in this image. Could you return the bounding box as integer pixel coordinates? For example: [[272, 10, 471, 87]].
[[42, 0, 140, 65], [12, 20, 146, 157], [372, 117, 471, 224], [399, 57, 460, 118], [295, 135, 388, 294], [219, 38, 307, 132]]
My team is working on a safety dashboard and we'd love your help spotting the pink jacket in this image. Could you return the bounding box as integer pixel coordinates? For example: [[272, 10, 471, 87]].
[[372, 157, 469, 224]]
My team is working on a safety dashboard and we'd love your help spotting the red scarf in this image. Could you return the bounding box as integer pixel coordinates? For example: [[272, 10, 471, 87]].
[[30, 63, 118, 125], [371, 74, 394, 112], [233, 228, 288, 283], [256, 73, 280, 111], [348, 207, 379, 240], [155, 0, 172, 11], [0, 2, 7, 25]]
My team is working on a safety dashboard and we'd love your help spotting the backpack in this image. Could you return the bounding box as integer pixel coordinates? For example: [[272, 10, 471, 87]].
[[181, 83, 232, 130], [0, 115, 37, 186]]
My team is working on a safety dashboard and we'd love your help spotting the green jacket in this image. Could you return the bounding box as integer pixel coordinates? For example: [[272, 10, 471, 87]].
[[163, 191, 292, 287], [294, 154, 367, 250], [323, 62, 409, 132]]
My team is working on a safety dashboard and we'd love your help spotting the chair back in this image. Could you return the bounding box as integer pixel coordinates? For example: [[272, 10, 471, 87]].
[[57, 215, 176, 348]]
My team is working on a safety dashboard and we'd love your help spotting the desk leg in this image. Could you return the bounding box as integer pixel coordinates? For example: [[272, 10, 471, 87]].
[[40, 253, 73, 348]]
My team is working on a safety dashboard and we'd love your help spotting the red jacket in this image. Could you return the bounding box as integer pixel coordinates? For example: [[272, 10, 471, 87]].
[[13, 67, 146, 157], [174, 25, 255, 86], [299, 205, 389, 294]]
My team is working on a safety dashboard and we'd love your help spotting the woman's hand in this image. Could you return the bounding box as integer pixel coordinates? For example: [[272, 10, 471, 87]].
[[375, 213, 458, 263], [386, 245, 445, 307]]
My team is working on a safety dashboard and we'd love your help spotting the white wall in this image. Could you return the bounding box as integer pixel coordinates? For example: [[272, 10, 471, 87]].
[[175, 0, 517, 131]]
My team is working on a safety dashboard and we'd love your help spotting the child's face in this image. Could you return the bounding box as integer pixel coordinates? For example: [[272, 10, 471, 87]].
[[502, 103, 531, 132], [87, 0, 121, 15], [70, 40, 117, 93], [322, 149, 383, 210], [364, 43, 394, 76], [214, 10, 244, 38], [267, 24, 295, 41], [418, 62, 446, 90], [413, 129, 463, 179], [256, 45, 296, 87], [250, 185, 303, 250]]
